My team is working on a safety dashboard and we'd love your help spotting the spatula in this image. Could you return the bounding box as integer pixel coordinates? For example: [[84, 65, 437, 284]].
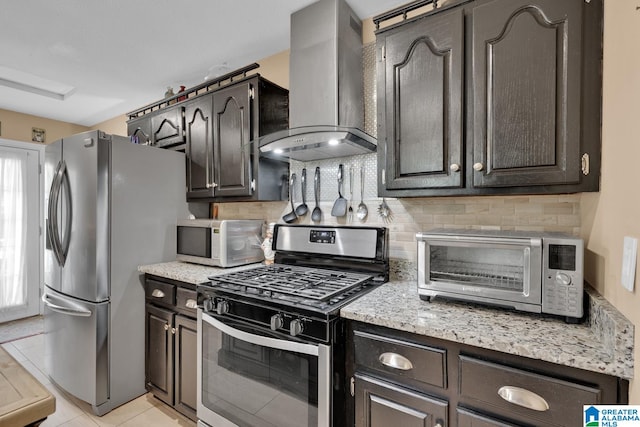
[[331, 164, 347, 217]]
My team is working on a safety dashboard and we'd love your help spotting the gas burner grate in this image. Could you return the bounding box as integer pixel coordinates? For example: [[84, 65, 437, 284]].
[[209, 264, 372, 302]]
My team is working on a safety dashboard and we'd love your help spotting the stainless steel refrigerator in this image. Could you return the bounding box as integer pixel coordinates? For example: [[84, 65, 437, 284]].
[[43, 130, 189, 415]]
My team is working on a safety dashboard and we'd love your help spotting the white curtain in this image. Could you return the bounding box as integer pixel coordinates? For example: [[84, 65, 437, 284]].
[[0, 149, 27, 310]]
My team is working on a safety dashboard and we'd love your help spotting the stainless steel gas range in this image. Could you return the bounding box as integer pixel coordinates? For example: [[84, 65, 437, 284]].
[[197, 224, 389, 427]]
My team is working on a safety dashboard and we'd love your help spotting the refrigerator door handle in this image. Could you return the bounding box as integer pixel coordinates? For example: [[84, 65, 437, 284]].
[[47, 160, 64, 265], [42, 293, 92, 317], [58, 160, 72, 264]]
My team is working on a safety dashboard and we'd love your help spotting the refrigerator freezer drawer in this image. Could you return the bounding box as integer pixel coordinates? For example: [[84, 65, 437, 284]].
[[43, 287, 109, 409]]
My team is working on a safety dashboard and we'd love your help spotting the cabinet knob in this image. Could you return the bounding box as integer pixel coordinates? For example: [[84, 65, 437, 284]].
[[185, 299, 198, 309], [151, 289, 165, 298], [171, 327, 176, 335], [163, 324, 170, 331], [449, 163, 461, 172], [473, 162, 484, 171]]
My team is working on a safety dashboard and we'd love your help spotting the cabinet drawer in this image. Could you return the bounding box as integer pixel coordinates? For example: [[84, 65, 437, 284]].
[[145, 279, 176, 306], [354, 330, 446, 389], [176, 288, 198, 315], [459, 355, 601, 426]]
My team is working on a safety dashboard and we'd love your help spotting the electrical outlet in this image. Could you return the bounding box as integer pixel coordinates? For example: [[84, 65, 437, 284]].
[[621, 236, 638, 292]]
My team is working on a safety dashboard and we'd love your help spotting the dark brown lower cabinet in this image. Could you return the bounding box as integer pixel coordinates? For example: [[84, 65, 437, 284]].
[[348, 321, 627, 427], [355, 373, 448, 427], [144, 275, 197, 421]]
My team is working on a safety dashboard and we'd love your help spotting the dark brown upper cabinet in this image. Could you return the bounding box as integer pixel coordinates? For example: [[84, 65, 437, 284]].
[[379, 7, 464, 191], [150, 105, 185, 149], [376, 0, 603, 197], [184, 75, 289, 202]]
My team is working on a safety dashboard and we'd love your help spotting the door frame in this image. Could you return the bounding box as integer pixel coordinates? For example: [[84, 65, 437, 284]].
[[0, 138, 43, 322]]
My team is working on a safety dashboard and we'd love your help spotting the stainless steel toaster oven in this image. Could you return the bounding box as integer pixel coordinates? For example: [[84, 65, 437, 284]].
[[417, 229, 584, 322]]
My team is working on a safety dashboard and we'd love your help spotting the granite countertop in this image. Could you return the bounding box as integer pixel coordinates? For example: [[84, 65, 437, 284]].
[[341, 280, 634, 380], [138, 261, 262, 284], [139, 261, 634, 380]]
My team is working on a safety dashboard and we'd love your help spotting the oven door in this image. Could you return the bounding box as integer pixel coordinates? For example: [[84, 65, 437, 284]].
[[418, 235, 543, 310], [197, 310, 330, 427]]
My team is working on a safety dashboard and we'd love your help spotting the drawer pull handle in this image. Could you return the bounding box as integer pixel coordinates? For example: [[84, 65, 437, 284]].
[[151, 289, 165, 298], [185, 299, 198, 309], [379, 352, 413, 370], [498, 386, 549, 411]]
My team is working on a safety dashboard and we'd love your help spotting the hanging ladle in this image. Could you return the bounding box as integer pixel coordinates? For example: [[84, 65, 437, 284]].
[[282, 173, 298, 223], [356, 166, 368, 221], [295, 168, 308, 216]]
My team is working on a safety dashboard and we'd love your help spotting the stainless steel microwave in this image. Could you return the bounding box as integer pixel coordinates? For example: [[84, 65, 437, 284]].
[[176, 219, 264, 267], [417, 229, 584, 322]]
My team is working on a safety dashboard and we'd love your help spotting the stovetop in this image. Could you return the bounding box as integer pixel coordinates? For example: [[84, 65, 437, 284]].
[[197, 224, 389, 343], [208, 264, 373, 301]]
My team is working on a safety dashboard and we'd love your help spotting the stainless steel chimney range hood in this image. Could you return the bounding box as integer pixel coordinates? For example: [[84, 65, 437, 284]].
[[259, 0, 376, 161]]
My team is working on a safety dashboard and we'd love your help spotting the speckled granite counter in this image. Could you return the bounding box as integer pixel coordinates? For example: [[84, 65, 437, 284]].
[[341, 281, 634, 380], [138, 261, 262, 284]]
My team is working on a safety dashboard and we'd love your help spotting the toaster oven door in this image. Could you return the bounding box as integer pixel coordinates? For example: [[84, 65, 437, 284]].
[[418, 235, 542, 308]]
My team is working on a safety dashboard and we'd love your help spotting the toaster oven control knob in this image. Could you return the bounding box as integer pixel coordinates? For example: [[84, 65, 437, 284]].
[[203, 298, 215, 313], [555, 272, 572, 286], [270, 314, 284, 331], [289, 319, 304, 337], [216, 300, 229, 315]]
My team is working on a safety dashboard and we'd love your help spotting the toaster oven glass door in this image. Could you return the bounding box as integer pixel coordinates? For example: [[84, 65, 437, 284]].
[[424, 237, 542, 304]]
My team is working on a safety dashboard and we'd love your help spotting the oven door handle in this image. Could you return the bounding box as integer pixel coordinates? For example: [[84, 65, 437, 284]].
[[202, 313, 320, 357]]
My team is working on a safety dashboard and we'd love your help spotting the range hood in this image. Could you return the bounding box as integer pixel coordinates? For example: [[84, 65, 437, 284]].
[[259, 0, 376, 161]]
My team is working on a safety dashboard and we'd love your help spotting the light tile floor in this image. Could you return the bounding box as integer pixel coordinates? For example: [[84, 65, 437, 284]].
[[1, 334, 196, 427]]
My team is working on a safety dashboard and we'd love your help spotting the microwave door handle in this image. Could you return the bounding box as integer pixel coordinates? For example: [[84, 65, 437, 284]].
[[202, 313, 319, 357]]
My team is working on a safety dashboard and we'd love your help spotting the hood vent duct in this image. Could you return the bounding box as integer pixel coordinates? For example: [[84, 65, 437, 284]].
[[259, 0, 376, 161]]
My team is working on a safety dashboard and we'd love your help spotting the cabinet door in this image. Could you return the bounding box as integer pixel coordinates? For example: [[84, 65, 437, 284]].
[[212, 83, 253, 197], [379, 8, 464, 192], [127, 115, 152, 145], [174, 315, 197, 421], [355, 374, 448, 427], [185, 95, 215, 199], [145, 304, 174, 406], [151, 105, 185, 148], [471, 0, 582, 187], [457, 408, 522, 427]]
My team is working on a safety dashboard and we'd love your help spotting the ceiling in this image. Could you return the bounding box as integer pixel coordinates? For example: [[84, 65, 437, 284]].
[[0, 0, 404, 127]]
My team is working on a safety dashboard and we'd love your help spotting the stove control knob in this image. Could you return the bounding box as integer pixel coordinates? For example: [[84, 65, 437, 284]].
[[290, 319, 304, 337], [203, 298, 215, 312], [216, 300, 229, 315], [270, 314, 284, 331]]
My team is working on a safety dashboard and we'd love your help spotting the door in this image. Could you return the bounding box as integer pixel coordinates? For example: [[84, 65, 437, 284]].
[[471, 0, 582, 187], [146, 303, 175, 406], [174, 314, 197, 420], [46, 133, 109, 302], [198, 311, 330, 427], [379, 8, 464, 192], [185, 94, 215, 199], [151, 105, 185, 148], [212, 83, 253, 197], [0, 141, 40, 322], [43, 286, 109, 406], [354, 373, 448, 427]]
